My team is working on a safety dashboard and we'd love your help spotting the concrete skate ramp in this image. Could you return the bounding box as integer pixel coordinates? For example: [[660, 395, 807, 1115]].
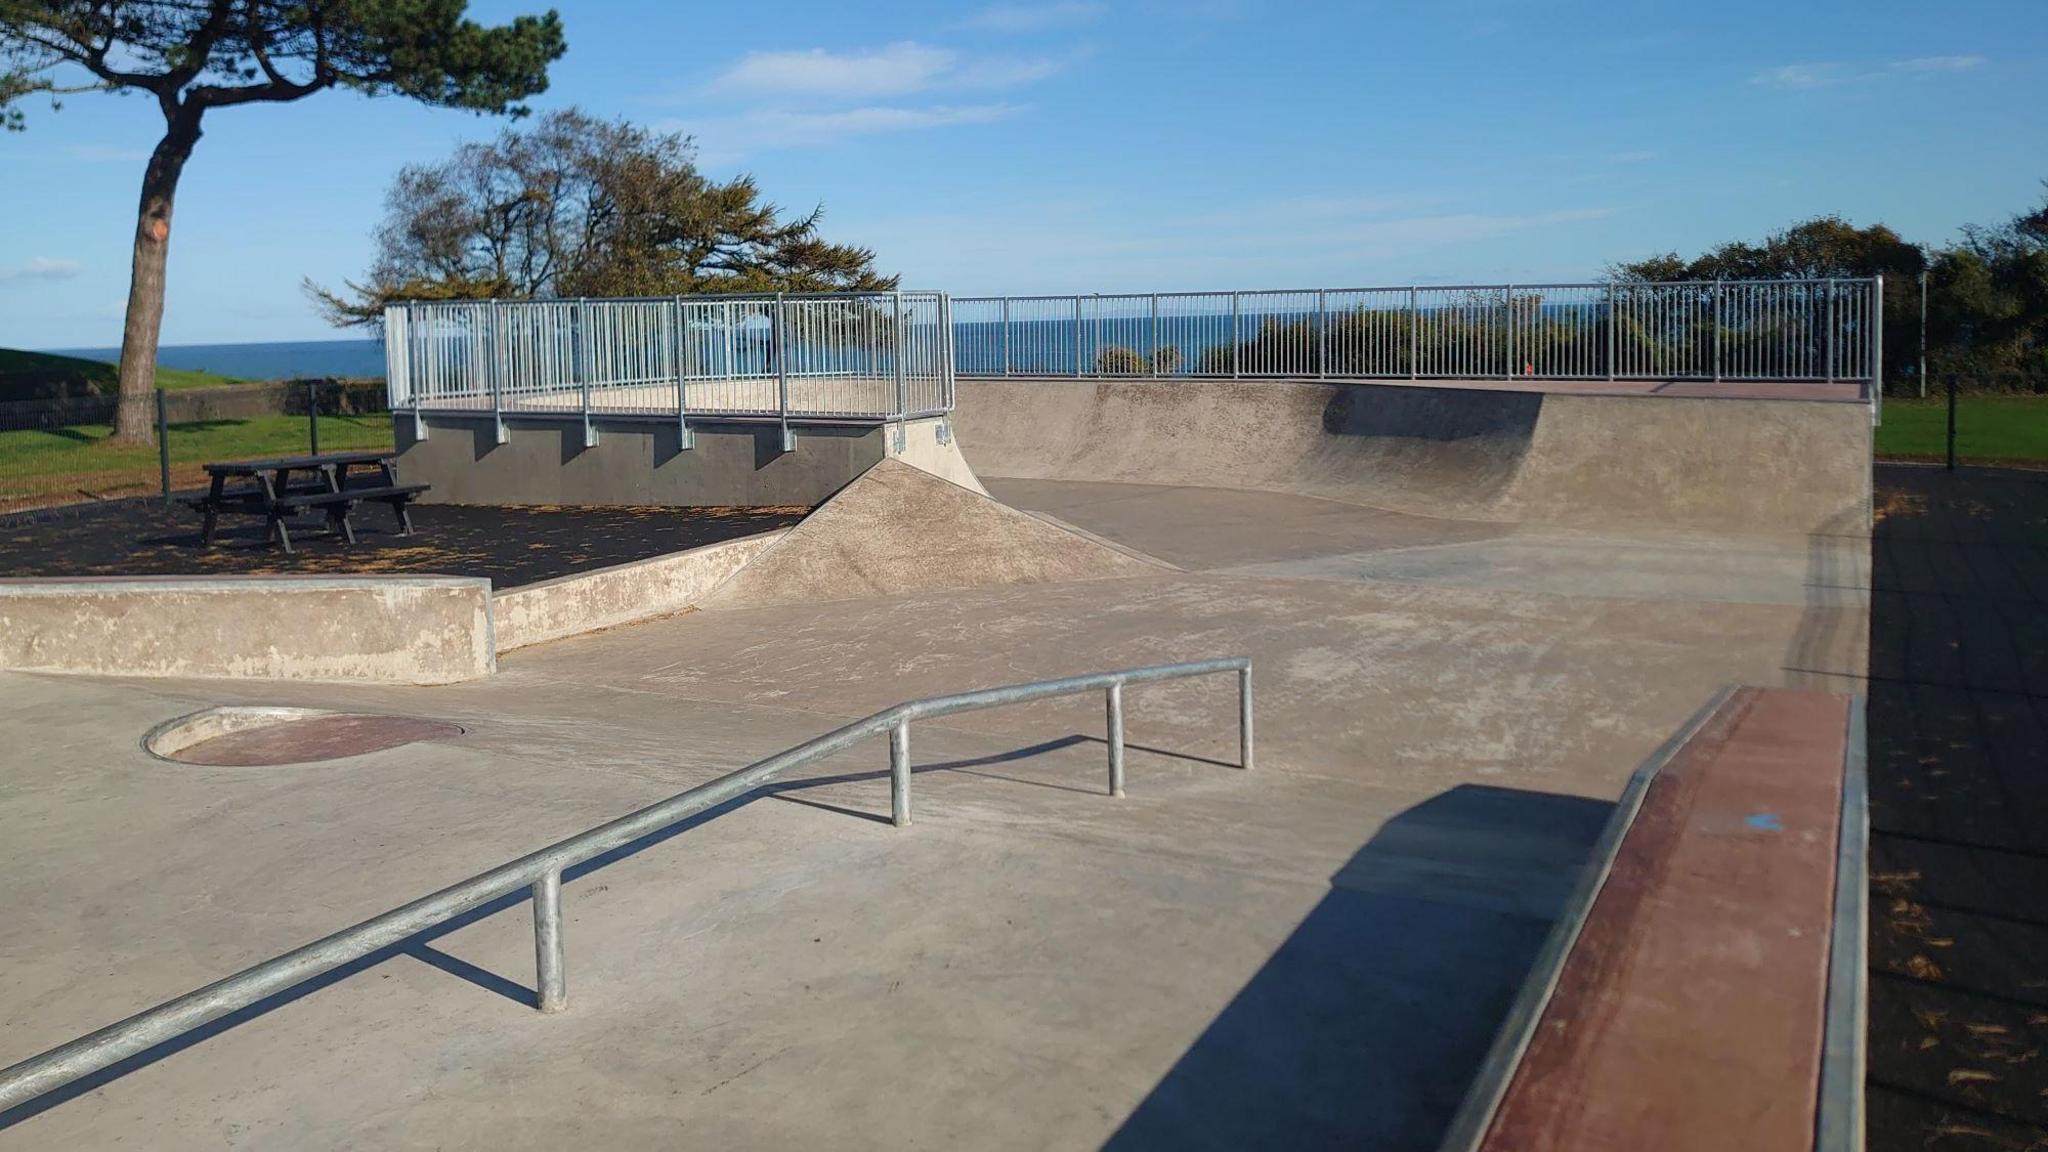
[[952, 378, 1872, 535], [702, 459, 1165, 608]]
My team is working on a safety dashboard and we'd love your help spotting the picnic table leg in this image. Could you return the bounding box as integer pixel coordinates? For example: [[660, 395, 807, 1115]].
[[260, 471, 294, 554], [200, 473, 225, 545], [396, 499, 415, 536], [321, 463, 354, 542]]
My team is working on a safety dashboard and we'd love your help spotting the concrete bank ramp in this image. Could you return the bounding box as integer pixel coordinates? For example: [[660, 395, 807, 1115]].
[[952, 378, 1872, 536], [701, 459, 1166, 609]]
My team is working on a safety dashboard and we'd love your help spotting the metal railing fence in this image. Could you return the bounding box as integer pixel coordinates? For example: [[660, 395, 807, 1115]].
[[383, 291, 955, 446], [952, 279, 1884, 387], [0, 658, 1251, 1116]]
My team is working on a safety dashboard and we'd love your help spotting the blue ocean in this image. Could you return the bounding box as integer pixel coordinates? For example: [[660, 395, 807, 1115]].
[[50, 338, 388, 382]]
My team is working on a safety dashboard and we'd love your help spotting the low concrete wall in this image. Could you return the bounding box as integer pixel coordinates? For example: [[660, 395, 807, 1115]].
[[493, 531, 786, 652], [0, 576, 494, 684], [394, 413, 886, 507]]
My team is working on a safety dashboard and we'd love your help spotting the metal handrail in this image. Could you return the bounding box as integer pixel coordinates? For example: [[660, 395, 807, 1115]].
[[0, 657, 1252, 1115]]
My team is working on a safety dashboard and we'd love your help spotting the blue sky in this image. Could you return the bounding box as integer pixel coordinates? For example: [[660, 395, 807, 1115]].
[[1, 0, 2043, 347]]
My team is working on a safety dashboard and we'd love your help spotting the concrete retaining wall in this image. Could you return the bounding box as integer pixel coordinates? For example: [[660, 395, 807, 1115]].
[[953, 377, 1872, 536], [394, 414, 886, 507], [493, 531, 786, 652], [0, 576, 495, 684]]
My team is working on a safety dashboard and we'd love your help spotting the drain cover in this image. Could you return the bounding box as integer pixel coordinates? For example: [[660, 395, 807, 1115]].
[[146, 707, 464, 766]]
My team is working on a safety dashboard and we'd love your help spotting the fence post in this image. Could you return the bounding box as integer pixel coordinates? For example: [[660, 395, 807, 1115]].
[[488, 304, 506, 446], [1150, 293, 1160, 375], [532, 869, 566, 1014], [1606, 283, 1618, 381], [306, 380, 320, 456], [1825, 279, 1836, 383], [673, 297, 693, 451], [775, 292, 794, 453], [1504, 285, 1515, 379], [577, 298, 597, 448], [1408, 287, 1419, 380], [1001, 297, 1011, 376], [1317, 290, 1328, 378], [1711, 281, 1722, 382], [890, 719, 912, 828], [1231, 292, 1241, 378], [156, 388, 170, 501], [1872, 275, 1884, 426], [892, 291, 908, 441], [1917, 270, 1928, 400], [1073, 296, 1083, 377]]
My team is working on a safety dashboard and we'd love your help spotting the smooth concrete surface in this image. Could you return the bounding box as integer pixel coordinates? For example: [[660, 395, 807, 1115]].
[[395, 414, 884, 508], [0, 379, 1874, 1149], [884, 415, 988, 495], [0, 576, 494, 684], [954, 377, 1872, 536], [701, 460, 1163, 610], [493, 531, 785, 652]]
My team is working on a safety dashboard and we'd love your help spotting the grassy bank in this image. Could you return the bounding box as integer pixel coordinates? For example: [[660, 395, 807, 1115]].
[[1877, 394, 2048, 466], [0, 413, 392, 511], [0, 347, 243, 402]]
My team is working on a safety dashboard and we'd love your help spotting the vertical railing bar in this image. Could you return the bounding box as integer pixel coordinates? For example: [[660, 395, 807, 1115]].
[[1238, 665, 1255, 771], [1105, 682, 1126, 798], [533, 869, 565, 1014], [890, 720, 912, 828]]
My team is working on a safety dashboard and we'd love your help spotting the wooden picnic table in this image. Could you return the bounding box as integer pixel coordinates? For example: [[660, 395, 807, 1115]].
[[190, 449, 428, 554]]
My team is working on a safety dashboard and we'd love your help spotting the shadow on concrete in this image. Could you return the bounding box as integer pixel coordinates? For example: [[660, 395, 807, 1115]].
[[1101, 783, 1611, 1152], [1861, 463, 2048, 1151], [0, 793, 754, 1131], [0, 727, 1245, 1129]]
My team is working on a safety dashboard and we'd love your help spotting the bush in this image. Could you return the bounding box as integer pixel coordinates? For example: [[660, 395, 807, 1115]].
[[1094, 344, 1148, 375]]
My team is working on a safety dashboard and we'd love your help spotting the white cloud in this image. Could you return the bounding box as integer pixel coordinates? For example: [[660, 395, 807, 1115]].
[[963, 2, 1106, 33], [0, 257, 82, 286], [668, 104, 1020, 164], [1752, 54, 1985, 88], [712, 43, 956, 99], [708, 42, 1067, 99]]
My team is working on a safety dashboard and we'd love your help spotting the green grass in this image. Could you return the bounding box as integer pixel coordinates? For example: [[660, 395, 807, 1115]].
[[1877, 394, 2048, 465], [0, 413, 392, 510], [0, 347, 243, 402]]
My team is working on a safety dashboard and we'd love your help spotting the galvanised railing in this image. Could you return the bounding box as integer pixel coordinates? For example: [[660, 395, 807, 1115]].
[[953, 279, 1884, 387], [0, 658, 1252, 1117], [384, 291, 956, 450]]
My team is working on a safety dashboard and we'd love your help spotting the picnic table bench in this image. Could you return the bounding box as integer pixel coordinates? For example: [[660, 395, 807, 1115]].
[[188, 450, 429, 554]]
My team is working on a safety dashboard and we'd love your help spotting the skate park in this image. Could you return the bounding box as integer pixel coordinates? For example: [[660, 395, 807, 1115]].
[[0, 284, 1879, 1149]]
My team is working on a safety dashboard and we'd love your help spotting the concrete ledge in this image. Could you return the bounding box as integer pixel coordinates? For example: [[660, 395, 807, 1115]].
[[493, 530, 787, 652], [0, 576, 495, 685]]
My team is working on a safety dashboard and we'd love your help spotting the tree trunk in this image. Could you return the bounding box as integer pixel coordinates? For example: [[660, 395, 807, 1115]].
[[111, 107, 203, 444]]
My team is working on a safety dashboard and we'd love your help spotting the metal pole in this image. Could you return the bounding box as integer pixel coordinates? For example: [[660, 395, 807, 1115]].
[[890, 720, 912, 828], [1150, 294, 1160, 375], [532, 869, 565, 1014], [893, 291, 908, 424], [156, 388, 170, 501], [1505, 285, 1515, 379], [306, 380, 320, 456], [1711, 281, 1722, 382], [1073, 296, 1083, 378], [1317, 289, 1328, 378], [673, 298, 693, 450], [1918, 269, 1928, 400], [1000, 297, 1011, 376], [1409, 287, 1419, 379], [1946, 331, 1957, 471], [1238, 665, 1254, 771], [775, 292, 794, 452], [1231, 292, 1241, 378], [577, 299, 596, 448], [1826, 279, 1836, 382], [1105, 683, 1126, 798], [1606, 283, 1618, 380], [1872, 275, 1885, 426]]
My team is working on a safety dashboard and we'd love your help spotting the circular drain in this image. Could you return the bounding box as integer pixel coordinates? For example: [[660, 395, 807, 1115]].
[[145, 706, 465, 766]]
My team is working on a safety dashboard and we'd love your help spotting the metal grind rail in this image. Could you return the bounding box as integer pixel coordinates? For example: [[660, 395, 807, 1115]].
[[0, 657, 1253, 1115]]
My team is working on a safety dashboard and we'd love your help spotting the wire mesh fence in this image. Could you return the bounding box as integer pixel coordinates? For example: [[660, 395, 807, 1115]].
[[0, 382, 391, 515]]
